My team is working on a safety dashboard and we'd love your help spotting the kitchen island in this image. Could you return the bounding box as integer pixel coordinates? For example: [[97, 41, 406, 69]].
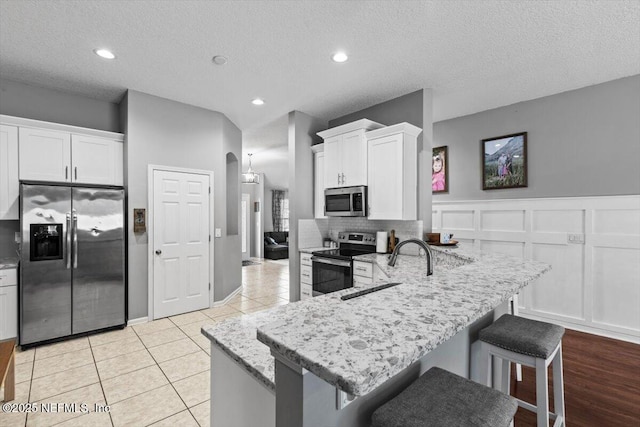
[[202, 245, 550, 427]]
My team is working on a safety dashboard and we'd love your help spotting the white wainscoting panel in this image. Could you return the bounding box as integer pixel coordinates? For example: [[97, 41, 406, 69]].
[[433, 195, 640, 343], [480, 210, 525, 232]]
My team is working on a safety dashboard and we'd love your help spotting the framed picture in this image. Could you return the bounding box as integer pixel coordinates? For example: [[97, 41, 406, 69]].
[[432, 146, 448, 193], [482, 132, 527, 190]]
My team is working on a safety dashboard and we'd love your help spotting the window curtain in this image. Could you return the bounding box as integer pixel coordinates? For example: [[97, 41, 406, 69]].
[[272, 190, 285, 232]]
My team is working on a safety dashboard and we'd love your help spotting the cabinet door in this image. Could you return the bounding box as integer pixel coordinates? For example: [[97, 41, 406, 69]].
[[341, 130, 367, 186], [368, 134, 403, 220], [19, 128, 71, 182], [0, 284, 18, 340], [0, 125, 19, 219], [314, 152, 327, 218], [323, 136, 341, 188], [72, 135, 123, 185]]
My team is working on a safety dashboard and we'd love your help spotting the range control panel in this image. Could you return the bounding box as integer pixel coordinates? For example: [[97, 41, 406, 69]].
[[337, 231, 376, 245]]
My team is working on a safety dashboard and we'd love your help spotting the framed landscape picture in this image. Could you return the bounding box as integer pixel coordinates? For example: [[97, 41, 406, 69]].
[[432, 146, 448, 193], [482, 132, 527, 190]]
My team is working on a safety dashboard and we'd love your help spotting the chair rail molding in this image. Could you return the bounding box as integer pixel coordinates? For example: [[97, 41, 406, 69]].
[[433, 195, 640, 343]]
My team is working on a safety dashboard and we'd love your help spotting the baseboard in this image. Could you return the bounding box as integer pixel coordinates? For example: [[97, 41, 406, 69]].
[[127, 316, 149, 327], [212, 286, 242, 307], [520, 312, 640, 345]]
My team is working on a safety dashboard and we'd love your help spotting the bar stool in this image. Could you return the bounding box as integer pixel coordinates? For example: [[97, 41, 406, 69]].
[[478, 314, 566, 427], [371, 367, 517, 427]]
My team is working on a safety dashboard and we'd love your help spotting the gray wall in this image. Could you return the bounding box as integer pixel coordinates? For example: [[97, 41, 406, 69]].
[[433, 75, 640, 200], [0, 78, 120, 132], [288, 111, 327, 301], [0, 221, 19, 258], [123, 90, 242, 319], [328, 89, 434, 229]]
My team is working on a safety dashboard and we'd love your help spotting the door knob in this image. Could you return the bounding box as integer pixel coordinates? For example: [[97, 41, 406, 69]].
[[155, 250, 162, 255]]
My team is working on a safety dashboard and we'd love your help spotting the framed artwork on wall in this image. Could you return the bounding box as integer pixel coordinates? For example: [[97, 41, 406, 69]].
[[482, 132, 528, 190], [432, 146, 448, 193]]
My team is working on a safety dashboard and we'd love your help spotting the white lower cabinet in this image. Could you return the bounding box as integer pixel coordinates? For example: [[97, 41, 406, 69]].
[[353, 260, 374, 285], [300, 252, 313, 300], [0, 268, 18, 340]]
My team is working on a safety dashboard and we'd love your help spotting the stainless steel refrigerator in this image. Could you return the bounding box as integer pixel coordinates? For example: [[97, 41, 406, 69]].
[[20, 183, 125, 345]]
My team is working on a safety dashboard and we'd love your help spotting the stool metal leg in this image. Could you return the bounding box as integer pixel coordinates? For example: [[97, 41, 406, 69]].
[[535, 357, 550, 427], [552, 344, 565, 426]]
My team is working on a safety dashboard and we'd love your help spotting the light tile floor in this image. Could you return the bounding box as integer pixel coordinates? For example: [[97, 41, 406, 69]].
[[0, 258, 289, 427]]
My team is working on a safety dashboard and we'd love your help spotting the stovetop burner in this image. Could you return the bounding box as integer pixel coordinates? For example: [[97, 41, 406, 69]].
[[311, 231, 377, 260]]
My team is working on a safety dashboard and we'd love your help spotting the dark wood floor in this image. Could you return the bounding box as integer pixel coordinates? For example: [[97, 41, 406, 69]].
[[511, 329, 640, 426]]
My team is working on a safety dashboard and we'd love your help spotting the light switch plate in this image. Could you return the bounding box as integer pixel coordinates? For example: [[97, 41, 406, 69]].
[[215, 228, 222, 238]]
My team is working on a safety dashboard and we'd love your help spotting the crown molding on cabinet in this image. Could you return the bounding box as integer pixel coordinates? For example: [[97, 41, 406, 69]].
[[0, 114, 124, 141]]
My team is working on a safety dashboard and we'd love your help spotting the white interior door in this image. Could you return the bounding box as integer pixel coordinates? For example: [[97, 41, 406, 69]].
[[153, 170, 210, 319], [242, 193, 250, 261]]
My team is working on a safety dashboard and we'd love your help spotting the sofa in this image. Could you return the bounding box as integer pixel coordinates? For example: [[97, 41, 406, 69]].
[[264, 231, 289, 260]]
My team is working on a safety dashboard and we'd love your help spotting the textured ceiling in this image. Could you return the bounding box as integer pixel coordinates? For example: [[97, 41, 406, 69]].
[[1, 0, 639, 140]]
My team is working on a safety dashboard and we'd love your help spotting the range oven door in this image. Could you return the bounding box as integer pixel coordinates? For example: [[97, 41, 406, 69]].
[[311, 256, 353, 295]]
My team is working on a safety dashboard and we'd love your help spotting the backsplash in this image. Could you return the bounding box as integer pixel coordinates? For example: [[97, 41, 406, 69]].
[[298, 218, 424, 255]]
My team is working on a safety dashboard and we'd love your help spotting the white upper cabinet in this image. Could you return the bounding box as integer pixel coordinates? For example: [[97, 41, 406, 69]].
[[19, 127, 71, 182], [366, 123, 422, 220], [312, 144, 326, 219], [0, 125, 19, 219], [6, 115, 124, 187], [72, 134, 123, 185], [317, 119, 384, 188]]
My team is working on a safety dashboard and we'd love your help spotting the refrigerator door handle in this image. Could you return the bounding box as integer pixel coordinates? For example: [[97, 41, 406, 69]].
[[66, 212, 72, 269], [72, 211, 78, 269]]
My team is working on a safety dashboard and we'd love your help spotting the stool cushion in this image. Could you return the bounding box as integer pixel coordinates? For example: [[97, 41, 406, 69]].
[[479, 314, 565, 358], [371, 367, 517, 427]]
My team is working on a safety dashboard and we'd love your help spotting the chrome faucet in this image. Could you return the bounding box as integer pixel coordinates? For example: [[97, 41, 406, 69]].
[[387, 238, 434, 275]]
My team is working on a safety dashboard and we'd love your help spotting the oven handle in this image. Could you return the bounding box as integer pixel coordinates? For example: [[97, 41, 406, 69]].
[[311, 256, 352, 268]]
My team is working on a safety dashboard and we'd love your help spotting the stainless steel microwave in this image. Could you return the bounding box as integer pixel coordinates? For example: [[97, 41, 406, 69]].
[[324, 186, 367, 217]]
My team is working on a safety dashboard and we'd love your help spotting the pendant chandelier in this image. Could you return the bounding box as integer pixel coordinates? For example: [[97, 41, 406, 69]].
[[242, 153, 260, 184]]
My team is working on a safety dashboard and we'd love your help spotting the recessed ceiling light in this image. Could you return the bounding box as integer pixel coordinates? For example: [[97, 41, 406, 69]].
[[332, 52, 348, 63], [94, 49, 115, 60], [251, 98, 265, 106], [212, 55, 228, 65]]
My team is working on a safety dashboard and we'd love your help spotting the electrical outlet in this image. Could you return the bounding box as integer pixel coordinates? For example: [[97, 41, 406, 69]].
[[567, 234, 585, 244], [14, 232, 20, 243], [215, 228, 222, 238]]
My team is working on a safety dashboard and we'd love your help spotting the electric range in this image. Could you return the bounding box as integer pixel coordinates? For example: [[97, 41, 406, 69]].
[[310, 232, 377, 296]]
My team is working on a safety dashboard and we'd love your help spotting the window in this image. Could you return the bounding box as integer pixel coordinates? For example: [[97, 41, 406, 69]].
[[282, 196, 289, 232], [272, 190, 289, 232]]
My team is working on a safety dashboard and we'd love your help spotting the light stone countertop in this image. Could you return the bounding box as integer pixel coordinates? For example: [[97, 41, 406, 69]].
[[299, 246, 331, 254], [0, 257, 19, 270], [203, 244, 551, 396]]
